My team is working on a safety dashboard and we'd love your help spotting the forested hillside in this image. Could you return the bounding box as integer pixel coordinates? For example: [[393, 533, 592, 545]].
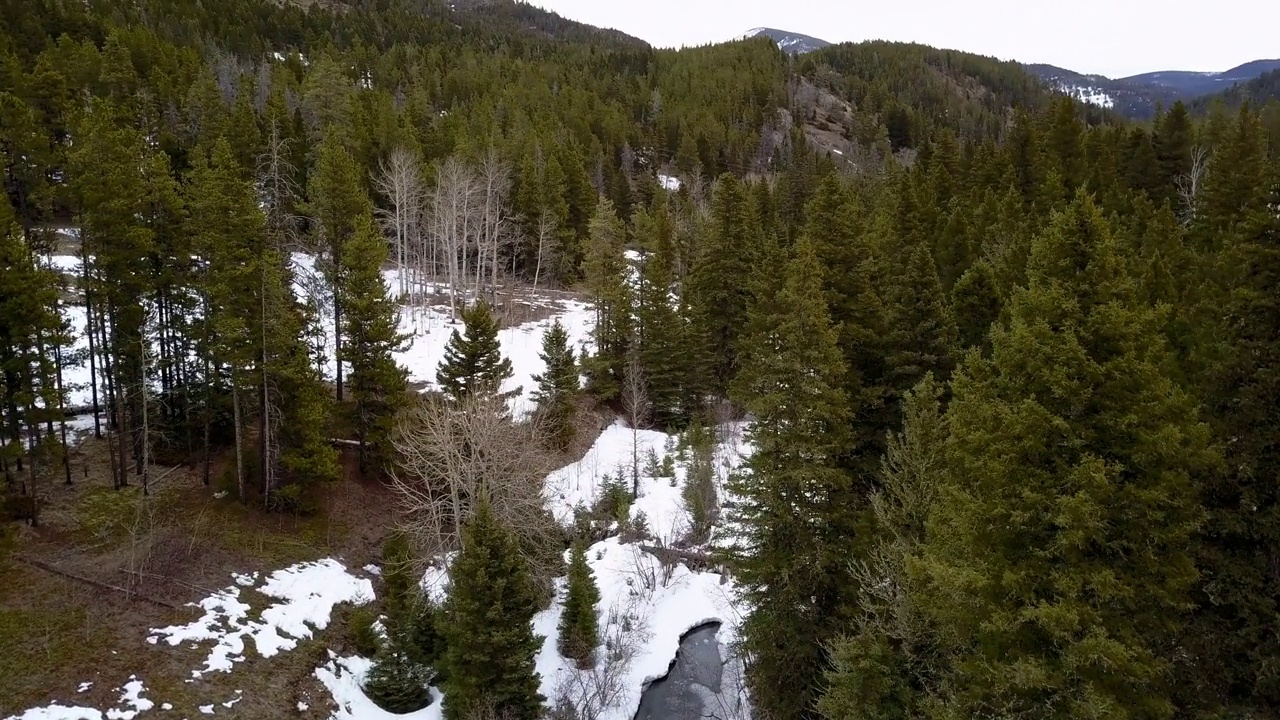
[[3, 1, 1280, 719]]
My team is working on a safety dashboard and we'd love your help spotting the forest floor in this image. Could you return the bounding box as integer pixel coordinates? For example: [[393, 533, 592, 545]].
[[0, 437, 394, 720]]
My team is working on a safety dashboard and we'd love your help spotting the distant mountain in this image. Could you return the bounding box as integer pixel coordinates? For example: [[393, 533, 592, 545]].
[[1027, 59, 1280, 118], [740, 27, 831, 55], [1192, 68, 1280, 112]]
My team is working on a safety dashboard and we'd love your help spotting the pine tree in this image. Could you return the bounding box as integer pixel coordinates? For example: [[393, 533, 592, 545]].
[[557, 542, 601, 669], [727, 235, 858, 720], [307, 133, 373, 402], [1181, 164, 1280, 712], [632, 202, 688, 427], [187, 139, 263, 502], [801, 175, 892, 483], [686, 175, 760, 394], [440, 499, 545, 720], [340, 211, 409, 477], [818, 375, 949, 720], [918, 191, 1213, 718], [580, 196, 631, 399], [363, 648, 434, 715], [435, 301, 517, 404], [950, 261, 1002, 351], [530, 321, 579, 450], [883, 242, 958, 399]]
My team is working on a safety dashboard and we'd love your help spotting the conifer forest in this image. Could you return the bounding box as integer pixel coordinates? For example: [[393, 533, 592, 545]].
[[2, 1, 1279, 719]]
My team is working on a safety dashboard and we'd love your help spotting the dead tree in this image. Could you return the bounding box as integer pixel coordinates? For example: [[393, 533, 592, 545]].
[[533, 210, 559, 293], [1176, 145, 1209, 226]]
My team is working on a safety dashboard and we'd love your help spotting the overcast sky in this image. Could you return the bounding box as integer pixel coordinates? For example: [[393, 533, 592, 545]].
[[528, 0, 1279, 78]]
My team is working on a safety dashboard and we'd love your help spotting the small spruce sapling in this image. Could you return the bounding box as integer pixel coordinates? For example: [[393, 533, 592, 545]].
[[558, 542, 602, 668]]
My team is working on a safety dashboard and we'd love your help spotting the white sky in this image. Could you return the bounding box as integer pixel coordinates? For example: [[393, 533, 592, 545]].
[[528, 0, 1280, 79]]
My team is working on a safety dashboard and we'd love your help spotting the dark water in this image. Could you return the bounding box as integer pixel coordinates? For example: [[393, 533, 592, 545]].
[[633, 621, 724, 720]]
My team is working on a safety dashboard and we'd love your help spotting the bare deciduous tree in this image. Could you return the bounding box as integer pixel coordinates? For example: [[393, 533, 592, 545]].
[[374, 146, 425, 300], [390, 395, 561, 581], [622, 346, 649, 499]]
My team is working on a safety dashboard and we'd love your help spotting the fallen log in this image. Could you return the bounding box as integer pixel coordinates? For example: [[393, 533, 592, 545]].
[[14, 555, 180, 609]]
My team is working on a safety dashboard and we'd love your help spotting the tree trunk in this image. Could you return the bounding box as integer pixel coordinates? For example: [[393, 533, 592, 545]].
[[232, 379, 244, 503]]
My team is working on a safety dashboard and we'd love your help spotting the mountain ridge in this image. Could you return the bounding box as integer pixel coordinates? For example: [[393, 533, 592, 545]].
[[1028, 58, 1280, 118], [739, 27, 831, 54]]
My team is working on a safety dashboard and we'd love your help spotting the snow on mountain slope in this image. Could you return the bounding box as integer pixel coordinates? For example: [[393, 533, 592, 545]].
[[739, 27, 831, 55], [1056, 83, 1115, 108]]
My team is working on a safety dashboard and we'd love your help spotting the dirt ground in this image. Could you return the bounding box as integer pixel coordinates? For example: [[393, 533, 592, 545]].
[[0, 437, 397, 719]]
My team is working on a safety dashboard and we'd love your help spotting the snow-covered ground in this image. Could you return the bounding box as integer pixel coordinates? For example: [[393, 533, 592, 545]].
[[46, 252, 595, 420], [290, 253, 595, 418]]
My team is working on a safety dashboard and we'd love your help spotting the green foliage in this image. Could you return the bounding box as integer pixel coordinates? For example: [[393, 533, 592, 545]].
[[436, 302, 517, 404], [916, 192, 1214, 718], [349, 606, 381, 658], [531, 320, 579, 449], [557, 543, 601, 668], [382, 530, 415, 622], [818, 375, 948, 720], [687, 175, 761, 394], [727, 236, 857, 720], [440, 500, 545, 720], [340, 210, 410, 477], [581, 197, 631, 399], [362, 649, 434, 715], [682, 428, 720, 545], [1180, 160, 1280, 709]]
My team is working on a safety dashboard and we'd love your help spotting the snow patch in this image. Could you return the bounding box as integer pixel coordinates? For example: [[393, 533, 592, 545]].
[[1056, 83, 1115, 108], [657, 174, 681, 191], [147, 559, 372, 677], [104, 678, 153, 720], [315, 653, 443, 720], [3, 706, 104, 720]]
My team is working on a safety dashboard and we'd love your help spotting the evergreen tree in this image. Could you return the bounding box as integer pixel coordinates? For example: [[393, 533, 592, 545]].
[[440, 500, 545, 720], [819, 375, 949, 720], [340, 211, 409, 477], [727, 235, 858, 720], [632, 202, 688, 427], [883, 241, 959, 399], [580, 196, 631, 398], [686, 174, 760, 393], [435, 301, 517, 404], [949, 261, 1002, 351], [1181, 163, 1280, 712], [187, 139, 264, 502], [530, 321, 579, 450], [307, 133, 373, 402], [557, 542, 601, 669], [801, 175, 892, 483], [363, 648, 434, 715], [918, 191, 1213, 718]]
